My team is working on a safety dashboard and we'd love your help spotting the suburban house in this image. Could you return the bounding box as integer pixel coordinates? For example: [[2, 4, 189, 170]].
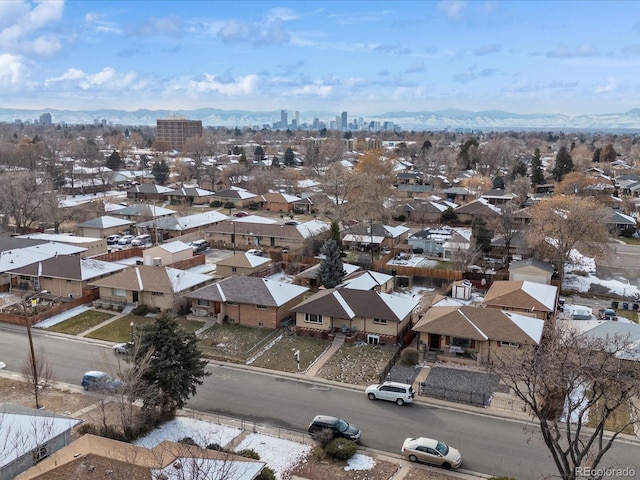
[[441, 229, 472, 261], [259, 192, 301, 212], [90, 265, 215, 312], [76, 215, 134, 239], [480, 189, 518, 206], [206, 218, 329, 252], [166, 186, 216, 205], [214, 252, 272, 278], [110, 203, 177, 222], [0, 239, 87, 291], [443, 186, 472, 203], [508, 258, 555, 284], [1, 403, 81, 480], [7, 255, 127, 298], [17, 233, 107, 256], [141, 240, 194, 266], [408, 227, 453, 257], [490, 230, 533, 262], [185, 276, 308, 329], [454, 198, 502, 223], [135, 210, 228, 242], [15, 434, 265, 480], [294, 262, 361, 290], [412, 305, 545, 364], [604, 209, 637, 234], [210, 187, 259, 208], [342, 223, 410, 252], [482, 280, 558, 320], [340, 270, 395, 293], [125, 183, 174, 201], [291, 287, 419, 345]]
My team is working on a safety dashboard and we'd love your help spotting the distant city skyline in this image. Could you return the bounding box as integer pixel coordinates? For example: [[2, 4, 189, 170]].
[[1, 1, 639, 117]]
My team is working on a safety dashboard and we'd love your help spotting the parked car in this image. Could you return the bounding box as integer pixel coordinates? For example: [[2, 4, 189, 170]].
[[598, 308, 618, 320], [284, 220, 300, 225], [308, 415, 361, 442], [112, 342, 133, 354], [401, 437, 462, 469], [365, 381, 415, 405], [246, 249, 263, 256], [412, 247, 424, 254], [233, 211, 249, 217], [81, 371, 122, 392], [117, 234, 135, 247], [106, 234, 122, 245], [191, 239, 209, 254], [131, 234, 152, 247]]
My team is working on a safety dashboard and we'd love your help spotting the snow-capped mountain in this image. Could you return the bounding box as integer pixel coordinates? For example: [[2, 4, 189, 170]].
[[1, 107, 640, 131]]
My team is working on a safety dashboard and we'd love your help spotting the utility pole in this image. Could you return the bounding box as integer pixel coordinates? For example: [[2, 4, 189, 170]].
[[23, 296, 41, 409]]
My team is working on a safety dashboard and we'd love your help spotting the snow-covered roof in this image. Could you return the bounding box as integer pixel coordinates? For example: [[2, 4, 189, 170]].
[[232, 215, 278, 224], [155, 240, 192, 254], [504, 312, 545, 343], [342, 234, 386, 245], [521, 280, 558, 311], [151, 457, 264, 480], [77, 215, 134, 229], [166, 267, 213, 291], [296, 219, 330, 238], [0, 243, 87, 272], [17, 233, 101, 245], [342, 271, 393, 290]]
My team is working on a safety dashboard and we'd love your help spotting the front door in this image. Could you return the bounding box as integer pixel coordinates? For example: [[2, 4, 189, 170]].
[[429, 334, 441, 349], [132, 291, 139, 303]]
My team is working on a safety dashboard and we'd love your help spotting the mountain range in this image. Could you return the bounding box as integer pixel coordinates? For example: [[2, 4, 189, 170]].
[[2, 107, 640, 132]]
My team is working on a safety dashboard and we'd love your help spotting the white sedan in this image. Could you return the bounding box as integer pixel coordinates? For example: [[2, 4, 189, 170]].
[[112, 342, 133, 354], [401, 437, 462, 469]]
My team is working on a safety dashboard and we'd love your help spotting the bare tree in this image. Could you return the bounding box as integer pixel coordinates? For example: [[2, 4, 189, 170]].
[[526, 195, 610, 284], [490, 326, 640, 480], [487, 202, 522, 264], [0, 171, 57, 233], [21, 350, 55, 410]]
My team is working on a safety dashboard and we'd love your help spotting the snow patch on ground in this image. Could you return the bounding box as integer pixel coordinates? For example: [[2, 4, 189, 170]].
[[234, 433, 312, 479], [134, 417, 241, 449], [344, 453, 376, 471], [564, 273, 640, 300], [561, 383, 590, 424]]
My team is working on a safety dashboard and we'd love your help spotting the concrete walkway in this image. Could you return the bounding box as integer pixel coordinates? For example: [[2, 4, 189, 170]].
[[303, 334, 344, 377]]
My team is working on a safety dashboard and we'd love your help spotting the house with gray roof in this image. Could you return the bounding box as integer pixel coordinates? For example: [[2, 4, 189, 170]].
[[135, 210, 228, 241], [185, 276, 308, 329], [291, 287, 419, 344], [126, 183, 174, 201], [166, 186, 216, 205], [76, 215, 134, 239], [1, 403, 81, 480], [509, 258, 555, 284]]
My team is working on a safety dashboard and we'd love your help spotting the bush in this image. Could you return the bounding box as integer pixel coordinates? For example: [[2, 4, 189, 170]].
[[310, 428, 335, 448], [206, 443, 224, 451], [76, 423, 97, 436], [210, 200, 222, 207], [325, 438, 357, 460], [236, 448, 260, 460], [256, 467, 276, 480], [178, 437, 198, 446], [132, 304, 148, 316], [399, 347, 420, 365], [224, 202, 235, 209]]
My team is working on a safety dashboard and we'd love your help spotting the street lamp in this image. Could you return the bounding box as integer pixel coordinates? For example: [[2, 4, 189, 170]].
[[130, 321, 135, 344], [232, 221, 236, 254]]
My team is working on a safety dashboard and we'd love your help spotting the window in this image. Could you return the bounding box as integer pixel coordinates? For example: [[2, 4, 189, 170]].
[[372, 318, 387, 325], [256, 305, 267, 310], [32, 445, 48, 464], [226, 301, 238, 306], [500, 341, 520, 347], [112, 288, 126, 298], [367, 334, 380, 345], [304, 313, 322, 324], [451, 337, 471, 348], [151, 291, 164, 296], [196, 299, 210, 307], [231, 267, 237, 273]]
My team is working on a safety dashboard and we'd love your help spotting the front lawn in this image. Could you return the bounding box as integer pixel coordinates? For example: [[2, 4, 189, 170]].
[[249, 335, 329, 372], [199, 324, 275, 362], [85, 314, 154, 343], [48, 310, 114, 335], [317, 343, 399, 385]]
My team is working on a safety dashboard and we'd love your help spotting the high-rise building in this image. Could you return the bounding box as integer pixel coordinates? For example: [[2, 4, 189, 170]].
[[280, 110, 288, 129], [341, 111, 348, 131], [156, 118, 203, 151], [293, 111, 299, 129], [39, 112, 52, 127]]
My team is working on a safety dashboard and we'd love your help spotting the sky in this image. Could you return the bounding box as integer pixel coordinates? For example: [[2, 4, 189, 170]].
[[1, 0, 640, 117]]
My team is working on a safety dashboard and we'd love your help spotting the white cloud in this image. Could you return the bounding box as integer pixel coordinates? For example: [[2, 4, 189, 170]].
[[0, 53, 28, 86], [286, 83, 333, 96], [45, 67, 140, 91], [438, 0, 468, 20], [184, 73, 260, 95], [0, 0, 64, 56], [594, 76, 617, 94]]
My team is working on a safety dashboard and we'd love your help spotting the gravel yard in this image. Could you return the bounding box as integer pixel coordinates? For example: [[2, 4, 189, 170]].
[[421, 366, 500, 407]]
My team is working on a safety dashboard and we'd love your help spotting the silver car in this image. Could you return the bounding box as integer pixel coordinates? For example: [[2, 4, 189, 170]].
[[402, 437, 462, 469], [365, 381, 415, 405]]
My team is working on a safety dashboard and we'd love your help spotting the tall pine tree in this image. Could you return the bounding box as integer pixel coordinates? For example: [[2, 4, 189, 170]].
[[531, 148, 545, 185], [316, 239, 346, 288], [551, 146, 574, 182]]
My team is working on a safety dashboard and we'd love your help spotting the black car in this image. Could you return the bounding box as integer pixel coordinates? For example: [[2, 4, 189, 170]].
[[308, 415, 361, 442]]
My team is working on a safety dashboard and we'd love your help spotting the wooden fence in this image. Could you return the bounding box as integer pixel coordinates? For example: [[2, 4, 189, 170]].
[[0, 289, 100, 326]]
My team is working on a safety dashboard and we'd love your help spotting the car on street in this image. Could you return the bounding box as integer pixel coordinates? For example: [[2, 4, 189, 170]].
[[308, 415, 361, 442], [112, 342, 133, 354], [233, 211, 249, 217], [365, 381, 415, 405], [191, 239, 209, 254], [401, 437, 462, 469], [81, 371, 122, 392]]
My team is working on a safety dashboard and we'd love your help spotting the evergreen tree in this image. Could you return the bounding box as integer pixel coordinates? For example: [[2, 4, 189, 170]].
[[316, 239, 346, 288], [151, 160, 170, 185], [492, 175, 505, 190], [551, 146, 574, 182], [133, 315, 210, 415], [328, 221, 343, 254], [440, 207, 458, 224], [510, 159, 528, 180], [471, 215, 493, 253], [531, 148, 545, 185], [284, 147, 295, 166], [592, 147, 601, 163], [106, 150, 123, 170]]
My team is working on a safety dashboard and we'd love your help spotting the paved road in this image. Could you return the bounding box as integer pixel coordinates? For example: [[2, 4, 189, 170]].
[[1, 324, 638, 479]]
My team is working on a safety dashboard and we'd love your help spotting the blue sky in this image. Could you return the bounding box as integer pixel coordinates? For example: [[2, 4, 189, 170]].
[[1, 0, 639, 116]]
